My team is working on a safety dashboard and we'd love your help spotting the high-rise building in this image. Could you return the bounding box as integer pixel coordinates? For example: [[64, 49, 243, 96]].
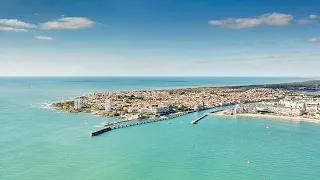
[[105, 100, 112, 112], [194, 104, 203, 111], [234, 104, 244, 114], [74, 99, 82, 109]]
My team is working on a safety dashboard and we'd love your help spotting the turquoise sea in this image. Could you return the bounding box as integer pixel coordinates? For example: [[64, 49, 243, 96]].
[[1, 77, 320, 180]]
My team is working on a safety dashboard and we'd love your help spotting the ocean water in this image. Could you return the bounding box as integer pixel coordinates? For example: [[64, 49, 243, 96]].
[[1, 77, 320, 180]]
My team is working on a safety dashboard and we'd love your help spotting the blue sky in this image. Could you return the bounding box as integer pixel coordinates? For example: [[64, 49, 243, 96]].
[[0, 0, 320, 76]]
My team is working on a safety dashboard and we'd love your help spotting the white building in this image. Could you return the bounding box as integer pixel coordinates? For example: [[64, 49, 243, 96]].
[[104, 100, 112, 112], [268, 106, 304, 116], [128, 108, 138, 113], [234, 104, 245, 114], [194, 104, 204, 111], [139, 108, 154, 114], [305, 102, 319, 111], [279, 100, 305, 109], [74, 99, 82, 109], [278, 98, 320, 112], [139, 107, 171, 114], [155, 107, 171, 114]]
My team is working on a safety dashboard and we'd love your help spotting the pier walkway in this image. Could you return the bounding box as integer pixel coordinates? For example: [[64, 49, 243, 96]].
[[191, 113, 208, 124], [190, 109, 224, 124], [90, 106, 232, 136], [90, 112, 187, 136]]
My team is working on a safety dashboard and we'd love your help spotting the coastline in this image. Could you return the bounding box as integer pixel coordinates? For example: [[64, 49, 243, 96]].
[[213, 113, 320, 123], [49, 78, 320, 123]]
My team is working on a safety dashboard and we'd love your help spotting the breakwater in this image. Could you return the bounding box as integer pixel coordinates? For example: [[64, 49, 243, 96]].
[[89, 101, 262, 137], [90, 112, 187, 136], [191, 114, 208, 124], [190, 109, 224, 124], [90, 127, 112, 136]]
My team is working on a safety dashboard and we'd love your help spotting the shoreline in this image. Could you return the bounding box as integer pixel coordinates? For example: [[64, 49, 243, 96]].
[[49, 78, 320, 123], [212, 113, 320, 123]]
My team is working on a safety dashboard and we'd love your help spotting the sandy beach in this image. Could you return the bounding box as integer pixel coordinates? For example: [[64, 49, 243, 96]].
[[211, 113, 320, 123]]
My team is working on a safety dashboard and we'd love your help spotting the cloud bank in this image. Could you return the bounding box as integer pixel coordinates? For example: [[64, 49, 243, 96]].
[[0, 17, 94, 32], [0, 26, 28, 32], [40, 17, 94, 30], [209, 13, 319, 28], [35, 36, 53, 40], [209, 13, 294, 29], [296, 14, 318, 24], [309, 38, 320, 43], [309, 15, 318, 19], [0, 19, 37, 28], [0, 19, 37, 32]]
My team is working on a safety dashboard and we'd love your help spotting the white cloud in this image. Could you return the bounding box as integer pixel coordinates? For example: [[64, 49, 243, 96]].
[[208, 20, 223, 25], [309, 38, 320, 43], [309, 14, 318, 19], [0, 26, 28, 32], [296, 19, 316, 24], [209, 13, 294, 29], [35, 36, 53, 40], [261, 13, 294, 25], [40, 17, 94, 30], [296, 14, 318, 24], [0, 19, 37, 28]]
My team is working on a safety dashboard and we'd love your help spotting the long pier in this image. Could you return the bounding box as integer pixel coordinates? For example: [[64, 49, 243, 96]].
[[90, 127, 112, 136], [89, 100, 269, 136], [90, 112, 187, 136], [191, 114, 208, 124], [190, 109, 224, 124]]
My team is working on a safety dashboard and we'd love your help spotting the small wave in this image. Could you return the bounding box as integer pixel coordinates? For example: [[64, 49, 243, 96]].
[[40, 103, 54, 110]]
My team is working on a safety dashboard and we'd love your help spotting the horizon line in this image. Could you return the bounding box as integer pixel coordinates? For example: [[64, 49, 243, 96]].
[[0, 75, 319, 78]]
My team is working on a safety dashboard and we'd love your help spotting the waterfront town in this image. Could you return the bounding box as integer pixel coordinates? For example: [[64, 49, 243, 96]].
[[51, 86, 289, 120], [216, 93, 320, 120]]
